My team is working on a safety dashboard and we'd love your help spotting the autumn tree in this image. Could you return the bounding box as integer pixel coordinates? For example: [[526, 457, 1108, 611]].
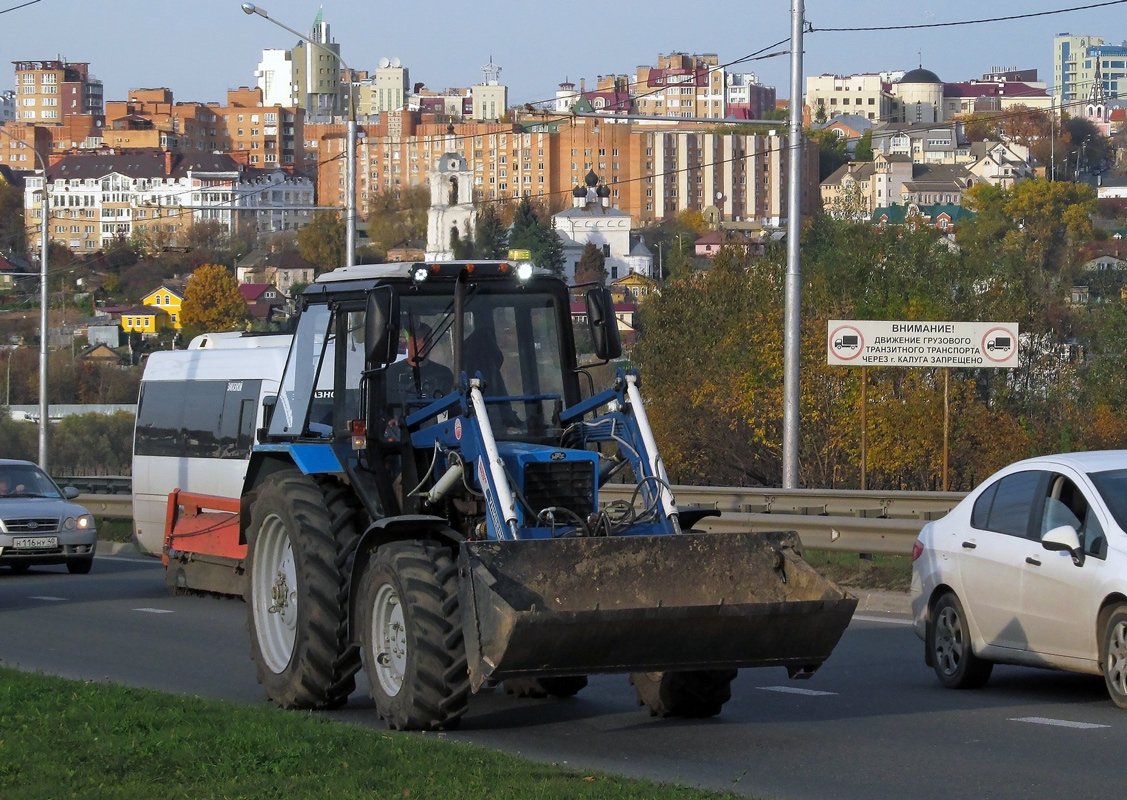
[[574, 242, 608, 285], [297, 212, 345, 272], [367, 186, 429, 251], [180, 263, 248, 334]]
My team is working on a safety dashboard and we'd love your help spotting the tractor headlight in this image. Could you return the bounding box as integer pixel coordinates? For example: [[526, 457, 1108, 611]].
[[413, 265, 429, 284], [516, 261, 534, 281]]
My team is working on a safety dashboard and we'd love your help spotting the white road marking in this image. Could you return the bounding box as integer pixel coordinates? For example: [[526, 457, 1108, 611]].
[[28, 596, 66, 601], [852, 615, 913, 626], [133, 608, 174, 614], [758, 686, 838, 696], [1009, 717, 1110, 729]]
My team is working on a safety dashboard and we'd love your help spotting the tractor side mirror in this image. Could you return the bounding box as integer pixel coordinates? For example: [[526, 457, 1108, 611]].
[[585, 287, 622, 361], [365, 288, 400, 366]]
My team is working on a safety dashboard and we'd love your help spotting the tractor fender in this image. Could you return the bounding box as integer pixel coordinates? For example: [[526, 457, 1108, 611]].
[[346, 515, 465, 644]]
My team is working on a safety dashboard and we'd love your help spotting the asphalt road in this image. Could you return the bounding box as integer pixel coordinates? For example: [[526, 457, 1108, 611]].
[[2, 554, 1125, 800]]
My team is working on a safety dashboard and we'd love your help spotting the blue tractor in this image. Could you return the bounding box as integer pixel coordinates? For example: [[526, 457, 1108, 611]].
[[239, 260, 856, 729]]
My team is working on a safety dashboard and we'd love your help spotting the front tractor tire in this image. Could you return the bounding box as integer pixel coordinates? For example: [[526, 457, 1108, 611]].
[[244, 471, 361, 709], [630, 669, 738, 718], [358, 540, 470, 731]]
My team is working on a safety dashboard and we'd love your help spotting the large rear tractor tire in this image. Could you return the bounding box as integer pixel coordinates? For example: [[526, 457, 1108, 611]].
[[630, 669, 738, 718], [244, 471, 362, 709], [504, 676, 589, 699], [358, 540, 470, 731]]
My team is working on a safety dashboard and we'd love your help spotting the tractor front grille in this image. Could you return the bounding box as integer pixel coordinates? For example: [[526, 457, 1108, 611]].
[[523, 461, 595, 521]]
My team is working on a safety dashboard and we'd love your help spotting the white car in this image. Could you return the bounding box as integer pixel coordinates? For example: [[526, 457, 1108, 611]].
[[911, 451, 1127, 707]]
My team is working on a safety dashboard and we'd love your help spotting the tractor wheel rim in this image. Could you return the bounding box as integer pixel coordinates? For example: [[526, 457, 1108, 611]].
[[372, 583, 406, 697], [1108, 620, 1127, 697], [253, 514, 298, 674], [935, 605, 963, 676]]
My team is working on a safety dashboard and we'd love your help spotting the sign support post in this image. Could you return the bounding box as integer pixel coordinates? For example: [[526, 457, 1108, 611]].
[[860, 366, 867, 491], [943, 367, 949, 491]]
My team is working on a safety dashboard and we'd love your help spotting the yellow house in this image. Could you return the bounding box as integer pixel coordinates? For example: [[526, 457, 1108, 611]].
[[141, 281, 187, 330], [610, 272, 661, 304], [120, 305, 171, 335]]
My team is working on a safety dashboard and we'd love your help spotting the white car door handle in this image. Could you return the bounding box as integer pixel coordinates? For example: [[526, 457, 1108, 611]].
[[961, 541, 977, 549], [1026, 556, 1041, 566]]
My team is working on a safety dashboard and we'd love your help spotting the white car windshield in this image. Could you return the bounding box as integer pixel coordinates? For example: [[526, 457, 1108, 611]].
[[1089, 468, 1127, 531]]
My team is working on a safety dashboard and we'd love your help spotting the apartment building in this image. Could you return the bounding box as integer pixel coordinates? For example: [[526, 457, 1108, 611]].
[[0, 123, 50, 169], [1, 90, 15, 123], [724, 72, 777, 121], [23, 150, 312, 253], [102, 87, 304, 166], [354, 58, 410, 116], [12, 60, 103, 123], [805, 73, 905, 124], [633, 53, 727, 119], [1055, 34, 1127, 108], [312, 112, 817, 228], [256, 49, 297, 107]]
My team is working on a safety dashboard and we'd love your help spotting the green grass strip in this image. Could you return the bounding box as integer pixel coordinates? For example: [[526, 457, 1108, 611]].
[[0, 667, 746, 800]]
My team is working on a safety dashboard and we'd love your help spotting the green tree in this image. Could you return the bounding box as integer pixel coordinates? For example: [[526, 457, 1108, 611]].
[[180, 264, 248, 334], [297, 212, 345, 272], [574, 242, 607, 285], [808, 128, 849, 181], [508, 197, 540, 244], [0, 181, 26, 258], [853, 129, 873, 162], [473, 204, 508, 259]]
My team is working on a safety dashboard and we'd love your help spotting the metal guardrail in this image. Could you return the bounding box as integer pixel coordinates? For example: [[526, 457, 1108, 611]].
[[602, 484, 968, 556], [56, 477, 970, 553]]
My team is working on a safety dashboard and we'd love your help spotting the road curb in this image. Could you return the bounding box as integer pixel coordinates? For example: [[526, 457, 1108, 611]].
[[851, 590, 912, 616], [96, 541, 143, 558]]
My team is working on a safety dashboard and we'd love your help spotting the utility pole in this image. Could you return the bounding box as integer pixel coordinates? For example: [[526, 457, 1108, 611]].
[[783, 0, 805, 489]]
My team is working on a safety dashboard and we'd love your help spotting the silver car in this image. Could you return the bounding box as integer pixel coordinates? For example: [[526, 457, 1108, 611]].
[[0, 459, 98, 574]]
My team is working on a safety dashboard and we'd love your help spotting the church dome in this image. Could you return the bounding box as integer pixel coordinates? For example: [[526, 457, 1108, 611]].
[[572, 184, 587, 198], [596, 184, 611, 198], [584, 169, 600, 187], [899, 68, 941, 84]]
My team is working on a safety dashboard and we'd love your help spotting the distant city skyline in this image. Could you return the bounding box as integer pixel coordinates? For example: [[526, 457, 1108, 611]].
[[3, 0, 1122, 108]]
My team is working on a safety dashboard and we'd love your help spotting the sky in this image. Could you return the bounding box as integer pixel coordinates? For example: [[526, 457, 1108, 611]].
[[1, 0, 1123, 107]]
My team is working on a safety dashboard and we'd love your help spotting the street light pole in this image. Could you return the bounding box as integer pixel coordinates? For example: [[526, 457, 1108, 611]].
[[241, 3, 356, 267], [0, 126, 49, 468], [783, 0, 805, 489]]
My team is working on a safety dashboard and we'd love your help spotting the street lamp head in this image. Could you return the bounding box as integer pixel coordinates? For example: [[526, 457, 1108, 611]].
[[241, 3, 267, 17]]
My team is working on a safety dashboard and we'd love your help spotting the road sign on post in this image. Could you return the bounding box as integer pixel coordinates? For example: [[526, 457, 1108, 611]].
[[827, 320, 1019, 368], [828, 320, 1020, 491]]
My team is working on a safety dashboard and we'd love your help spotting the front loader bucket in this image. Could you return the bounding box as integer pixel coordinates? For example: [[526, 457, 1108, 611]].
[[458, 531, 857, 691]]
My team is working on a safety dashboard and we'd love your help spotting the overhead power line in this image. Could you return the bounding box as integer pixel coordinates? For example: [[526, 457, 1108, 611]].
[[810, 0, 1127, 32]]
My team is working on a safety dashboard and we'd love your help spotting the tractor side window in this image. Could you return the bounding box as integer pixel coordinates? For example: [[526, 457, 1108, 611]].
[[338, 310, 367, 430], [270, 303, 333, 437]]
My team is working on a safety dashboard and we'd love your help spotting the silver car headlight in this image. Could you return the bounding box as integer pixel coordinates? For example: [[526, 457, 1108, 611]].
[[77, 515, 93, 529], [64, 516, 77, 530]]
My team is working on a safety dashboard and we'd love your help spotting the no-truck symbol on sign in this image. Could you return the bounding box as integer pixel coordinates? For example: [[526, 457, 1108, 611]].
[[829, 324, 864, 361]]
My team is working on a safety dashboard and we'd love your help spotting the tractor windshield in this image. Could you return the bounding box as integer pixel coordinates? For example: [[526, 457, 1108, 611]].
[[389, 289, 568, 439]]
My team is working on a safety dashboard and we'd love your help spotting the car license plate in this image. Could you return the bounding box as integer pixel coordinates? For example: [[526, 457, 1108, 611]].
[[12, 536, 58, 549]]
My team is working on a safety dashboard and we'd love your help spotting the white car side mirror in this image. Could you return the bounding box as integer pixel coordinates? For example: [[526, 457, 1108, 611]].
[[1042, 524, 1085, 566], [1042, 524, 1081, 552]]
